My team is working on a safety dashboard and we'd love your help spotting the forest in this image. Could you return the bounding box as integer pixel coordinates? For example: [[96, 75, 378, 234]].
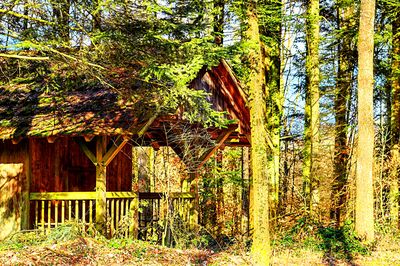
[[0, 0, 400, 265]]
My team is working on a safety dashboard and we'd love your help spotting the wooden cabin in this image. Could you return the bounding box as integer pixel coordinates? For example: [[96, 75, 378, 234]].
[[0, 60, 250, 240]]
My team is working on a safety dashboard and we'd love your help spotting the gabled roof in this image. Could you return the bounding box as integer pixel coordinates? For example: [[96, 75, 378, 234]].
[[0, 60, 250, 141], [195, 59, 250, 135]]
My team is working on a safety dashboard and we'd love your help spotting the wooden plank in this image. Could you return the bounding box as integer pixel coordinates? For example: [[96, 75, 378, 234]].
[[197, 125, 237, 170], [75, 200, 79, 221], [55, 202, 58, 227], [116, 199, 120, 231], [47, 201, 51, 230], [106, 191, 138, 198], [89, 201, 93, 225], [125, 199, 129, 237], [68, 201, 72, 220], [21, 144, 31, 230], [103, 137, 129, 167], [95, 136, 107, 233], [35, 201, 38, 228], [129, 197, 139, 239], [82, 201, 86, 228], [30, 191, 138, 200], [30, 192, 97, 200], [110, 199, 115, 234], [76, 139, 97, 165], [41, 201, 45, 232], [62, 201, 65, 224]]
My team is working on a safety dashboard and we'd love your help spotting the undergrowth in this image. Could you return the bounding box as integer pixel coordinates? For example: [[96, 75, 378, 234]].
[[272, 218, 370, 263]]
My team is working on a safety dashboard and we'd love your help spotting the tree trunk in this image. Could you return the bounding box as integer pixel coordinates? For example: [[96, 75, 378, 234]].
[[246, 1, 271, 264], [303, 0, 320, 213], [331, 1, 355, 227], [355, 0, 375, 242], [389, 14, 400, 229], [259, 0, 283, 222]]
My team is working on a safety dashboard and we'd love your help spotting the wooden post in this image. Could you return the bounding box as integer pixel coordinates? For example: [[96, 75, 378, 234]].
[[95, 136, 107, 234], [129, 195, 139, 238], [188, 172, 199, 228], [21, 140, 31, 230]]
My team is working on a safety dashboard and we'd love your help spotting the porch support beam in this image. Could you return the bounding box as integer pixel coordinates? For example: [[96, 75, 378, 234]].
[[95, 136, 107, 234], [103, 136, 129, 167], [76, 139, 97, 165], [196, 125, 237, 171], [21, 141, 31, 230]]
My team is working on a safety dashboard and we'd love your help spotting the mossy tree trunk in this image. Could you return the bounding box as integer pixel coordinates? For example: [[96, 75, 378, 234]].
[[246, 1, 271, 264], [355, 0, 375, 242], [303, 0, 320, 213], [259, 0, 283, 222], [389, 14, 400, 229], [331, 0, 355, 227]]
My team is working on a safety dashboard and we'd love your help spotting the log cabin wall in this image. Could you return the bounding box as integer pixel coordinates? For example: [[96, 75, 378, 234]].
[[0, 139, 29, 239], [107, 142, 133, 191], [29, 138, 95, 192], [29, 137, 133, 193]]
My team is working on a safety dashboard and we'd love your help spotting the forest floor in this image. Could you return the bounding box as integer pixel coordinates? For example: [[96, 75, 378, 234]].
[[0, 226, 399, 265]]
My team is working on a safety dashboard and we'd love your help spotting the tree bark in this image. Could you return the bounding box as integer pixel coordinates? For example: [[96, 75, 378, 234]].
[[303, 0, 320, 213], [259, 0, 283, 221], [389, 14, 400, 229], [246, 1, 271, 264], [355, 0, 375, 242], [331, 1, 355, 227]]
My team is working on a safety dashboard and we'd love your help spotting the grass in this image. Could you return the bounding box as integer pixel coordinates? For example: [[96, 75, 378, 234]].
[[0, 221, 399, 265]]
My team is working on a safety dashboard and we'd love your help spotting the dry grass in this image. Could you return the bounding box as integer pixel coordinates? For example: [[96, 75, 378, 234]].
[[0, 230, 399, 265]]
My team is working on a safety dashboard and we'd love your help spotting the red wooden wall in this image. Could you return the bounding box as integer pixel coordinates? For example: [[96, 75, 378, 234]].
[[29, 137, 133, 193]]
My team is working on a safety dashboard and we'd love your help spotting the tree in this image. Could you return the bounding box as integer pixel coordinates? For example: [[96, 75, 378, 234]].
[[389, 8, 400, 228], [303, 0, 321, 213], [331, 0, 356, 227], [258, 0, 283, 221], [246, 1, 271, 264], [355, 0, 375, 242]]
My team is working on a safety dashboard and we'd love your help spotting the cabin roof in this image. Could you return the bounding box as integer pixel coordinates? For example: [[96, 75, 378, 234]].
[[0, 59, 250, 141]]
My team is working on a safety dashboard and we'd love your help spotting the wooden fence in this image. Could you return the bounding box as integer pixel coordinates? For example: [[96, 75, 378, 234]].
[[29, 191, 195, 239]]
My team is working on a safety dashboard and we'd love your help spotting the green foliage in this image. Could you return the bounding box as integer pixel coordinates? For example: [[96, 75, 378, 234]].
[[273, 219, 370, 262], [317, 222, 369, 260], [0, 0, 233, 128]]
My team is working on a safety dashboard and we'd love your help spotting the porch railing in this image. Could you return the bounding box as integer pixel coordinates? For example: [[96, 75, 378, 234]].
[[29, 191, 137, 237], [29, 191, 195, 239], [138, 192, 195, 241]]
